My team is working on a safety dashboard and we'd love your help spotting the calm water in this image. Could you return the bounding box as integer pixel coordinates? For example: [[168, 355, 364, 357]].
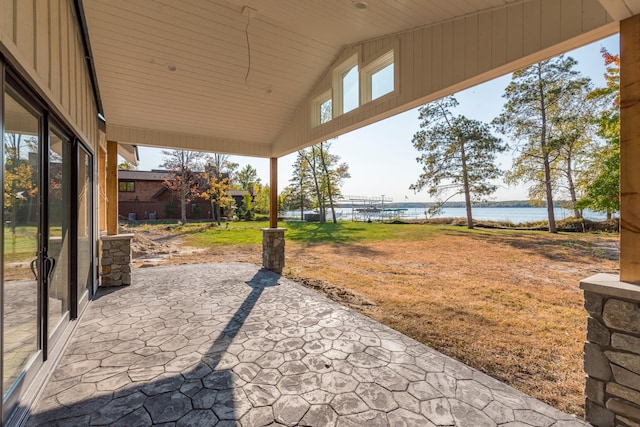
[[283, 207, 609, 224]]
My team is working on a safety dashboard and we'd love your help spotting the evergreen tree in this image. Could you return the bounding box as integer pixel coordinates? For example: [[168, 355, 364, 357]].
[[494, 56, 590, 232], [411, 96, 505, 229]]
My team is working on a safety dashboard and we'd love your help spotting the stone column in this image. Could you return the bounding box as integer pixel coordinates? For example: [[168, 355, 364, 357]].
[[262, 228, 286, 274], [581, 274, 640, 426], [269, 157, 278, 229], [100, 234, 134, 287]]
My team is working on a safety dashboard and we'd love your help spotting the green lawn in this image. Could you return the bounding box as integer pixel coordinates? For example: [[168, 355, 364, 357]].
[[149, 220, 617, 249], [4, 226, 38, 263]]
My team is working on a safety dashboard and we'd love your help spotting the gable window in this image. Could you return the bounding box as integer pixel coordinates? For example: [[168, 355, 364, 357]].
[[362, 49, 395, 102], [332, 54, 359, 116], [342, 65, 359, 113], [320, 98, 332, 124], [119, 181, 135, 192], [312, 91, 333, 127]]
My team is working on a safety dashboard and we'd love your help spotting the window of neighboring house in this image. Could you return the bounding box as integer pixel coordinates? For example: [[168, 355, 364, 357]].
[[119, 181, 135, 192], [362, 49, 395, 102]]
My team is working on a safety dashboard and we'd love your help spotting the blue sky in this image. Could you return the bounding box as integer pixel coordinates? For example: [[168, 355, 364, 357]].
[[137, 34, 619, 203]]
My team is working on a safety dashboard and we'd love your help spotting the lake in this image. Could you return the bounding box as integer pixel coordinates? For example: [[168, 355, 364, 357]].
[[283, 207, 609, 224]]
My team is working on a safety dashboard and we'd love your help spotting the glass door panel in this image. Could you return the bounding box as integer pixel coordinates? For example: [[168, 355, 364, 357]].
[[47, 130, 70, 339], [77, 147, 93, 304], [2, 90, 41, 400]]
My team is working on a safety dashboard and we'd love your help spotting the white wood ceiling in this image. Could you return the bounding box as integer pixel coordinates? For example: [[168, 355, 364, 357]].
[[82, 0, 630, 157]]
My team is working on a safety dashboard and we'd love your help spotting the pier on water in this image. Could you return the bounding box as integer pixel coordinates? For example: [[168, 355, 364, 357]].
[[336, 195, 410, 221]]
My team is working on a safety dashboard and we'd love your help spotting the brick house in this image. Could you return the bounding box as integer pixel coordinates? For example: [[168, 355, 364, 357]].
[[118, 170, 247, 221]]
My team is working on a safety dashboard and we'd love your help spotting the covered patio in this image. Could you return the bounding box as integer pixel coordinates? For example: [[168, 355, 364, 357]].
[[3, 0, 640, 425], [27, 263, 587, 426]]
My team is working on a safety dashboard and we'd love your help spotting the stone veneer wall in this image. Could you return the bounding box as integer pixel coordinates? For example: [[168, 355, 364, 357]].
[[100, 234, 134, 287], [581, 274, 640, 427], [262, 228, 285, 274]]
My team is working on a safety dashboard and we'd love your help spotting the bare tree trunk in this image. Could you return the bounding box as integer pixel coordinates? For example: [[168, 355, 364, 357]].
[[319, 142, 337, 223], [180, 191, 187, 223], [537, 64, 557, 233], [460, 141, 473, 229], [304, 147, 324, 223], [565, 151, 582, 218], [300, 176, 304, 221]]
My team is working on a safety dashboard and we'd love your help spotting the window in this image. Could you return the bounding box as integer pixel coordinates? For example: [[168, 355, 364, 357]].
[[371, 62, 394, 100], [119, 181, 135, 192], [332, 54, 359, 116], [362, 49, 395, 102], [320, 98, 332, 124], [312, 91, 333, 127], [342, 65, 359, 113]]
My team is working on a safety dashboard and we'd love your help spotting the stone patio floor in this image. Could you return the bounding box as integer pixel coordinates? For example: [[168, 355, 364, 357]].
[[26, 263, 589, 427]]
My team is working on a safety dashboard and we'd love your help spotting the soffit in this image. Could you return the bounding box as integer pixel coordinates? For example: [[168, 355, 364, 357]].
[[83, 0, 520, 155]]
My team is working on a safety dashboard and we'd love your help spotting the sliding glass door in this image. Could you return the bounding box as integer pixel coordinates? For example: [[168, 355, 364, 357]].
[[2, 69, 95, 422], [47, 130, 71, 344], [2, 88, 43, 409]]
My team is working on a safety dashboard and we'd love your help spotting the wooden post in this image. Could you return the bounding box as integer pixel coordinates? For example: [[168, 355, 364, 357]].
[[270, 157, 278, 229], [620, 14, 640, 283], [106, 141, 118, 235], [99, 147, 106, 231]]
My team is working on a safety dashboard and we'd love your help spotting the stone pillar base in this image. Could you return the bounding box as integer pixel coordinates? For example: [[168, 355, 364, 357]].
[[100, 234, 134, 287], [262, 228, 286, 274], [581, 274, 640, 427]]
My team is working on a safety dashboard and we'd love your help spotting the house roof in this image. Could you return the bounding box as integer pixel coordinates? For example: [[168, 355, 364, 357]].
[[83, 0, 636, 158], [118, 170, 170, 181]]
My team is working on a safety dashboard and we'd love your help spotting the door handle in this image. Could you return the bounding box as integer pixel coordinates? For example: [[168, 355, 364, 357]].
[[44, 256, 56, 281]]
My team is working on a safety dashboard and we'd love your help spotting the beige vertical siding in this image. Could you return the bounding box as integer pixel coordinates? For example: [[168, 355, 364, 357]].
[[272, 0, 616, 157], [0, 0, 100, 150]]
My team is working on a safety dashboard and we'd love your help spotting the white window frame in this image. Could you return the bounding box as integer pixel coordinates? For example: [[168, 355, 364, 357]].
[[361, 49, 395, 104], [332, 54, 359, 116], [311, 90, 333, 127]]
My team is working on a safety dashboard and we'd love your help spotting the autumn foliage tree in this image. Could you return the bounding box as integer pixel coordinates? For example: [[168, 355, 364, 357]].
[[160, 150, 205, 223], [576, 49, 620, 219]]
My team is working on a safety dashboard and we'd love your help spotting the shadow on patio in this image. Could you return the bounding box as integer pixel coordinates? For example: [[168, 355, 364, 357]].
[[25, 263, 588, 426]]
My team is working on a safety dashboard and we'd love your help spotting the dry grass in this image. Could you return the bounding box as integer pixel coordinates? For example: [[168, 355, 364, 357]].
[[282, 228, 618, 416], [131, 222, 619, 416]]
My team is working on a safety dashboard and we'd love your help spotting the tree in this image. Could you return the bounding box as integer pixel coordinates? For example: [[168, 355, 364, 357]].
[[410, 96, 505, 229], [551, 83, 597, 218], [494, 56, 590, 232], [118, 160, 136, 170], [160, 150, 206, 223], [288, 153, 313, 220], [204, 154, 238, 223], [201, 170, 234, 224], [4, 134, 38, 234], [237, 164, 261, 193], [297, 144, 350, 223], [576, 49, 620, 219]]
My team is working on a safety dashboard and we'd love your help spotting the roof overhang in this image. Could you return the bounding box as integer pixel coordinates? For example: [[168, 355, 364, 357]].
[[81, 0, 637, 158]]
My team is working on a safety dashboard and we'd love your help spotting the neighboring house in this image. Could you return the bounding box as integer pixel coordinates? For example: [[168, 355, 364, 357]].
[[118, 170, 247, 221]]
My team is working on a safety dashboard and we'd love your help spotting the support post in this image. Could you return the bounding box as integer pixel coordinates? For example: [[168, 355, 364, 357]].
[[270, 157, 278, 229], [620, 13, 640, 284], [262, 157, 285, 273], [99, 147, 106, 232], [106, 141, 118, 235]]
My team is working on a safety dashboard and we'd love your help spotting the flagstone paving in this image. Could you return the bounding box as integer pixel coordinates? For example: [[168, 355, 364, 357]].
[[26, 263, 589, 426]]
